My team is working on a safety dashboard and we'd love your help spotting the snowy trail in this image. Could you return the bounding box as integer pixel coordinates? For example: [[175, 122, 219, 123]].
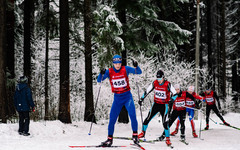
[[1, 112, 240, 150]]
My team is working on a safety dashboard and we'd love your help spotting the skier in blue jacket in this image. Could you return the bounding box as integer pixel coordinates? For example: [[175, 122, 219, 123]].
[[97, 55, 142, 147], [14, 76, 35, 136]]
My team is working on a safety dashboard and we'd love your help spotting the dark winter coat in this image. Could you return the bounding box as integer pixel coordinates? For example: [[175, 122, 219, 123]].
[[14, 83, 35, 112]]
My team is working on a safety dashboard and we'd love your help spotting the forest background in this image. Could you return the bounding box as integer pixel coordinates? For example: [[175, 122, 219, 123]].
[[0, 0, 239, 124]]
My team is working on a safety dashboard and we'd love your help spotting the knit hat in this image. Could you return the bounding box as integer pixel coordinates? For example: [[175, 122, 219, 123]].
[[188, 86, 194, 92], [174, 84, 180, 90], [112, 55, 122, 64], [19, 76, 28, 83]]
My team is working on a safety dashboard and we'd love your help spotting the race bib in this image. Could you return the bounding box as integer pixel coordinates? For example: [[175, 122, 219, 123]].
[[206, 98, 214, 103], [186, 101, 195, 106], [175, 101, 185, 107], [155, 90, 167, 99], [112, 78, 127, 88]]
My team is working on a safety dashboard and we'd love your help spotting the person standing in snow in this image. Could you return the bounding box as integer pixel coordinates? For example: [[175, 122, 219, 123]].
[[201, 88, 230, 130], [171, 85, 203, 138], [138, 70, 177, 146], [97, 55, 142, 147], [14, 76, 35, 136], [158, 84, 196, 141]]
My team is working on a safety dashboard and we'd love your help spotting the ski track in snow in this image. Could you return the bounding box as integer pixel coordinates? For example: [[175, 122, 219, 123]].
[[1, 112, 240, 150]]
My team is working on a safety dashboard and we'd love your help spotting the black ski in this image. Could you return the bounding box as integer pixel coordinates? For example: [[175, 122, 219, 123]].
[[179, 139, 189, 145], [167, 144, 174, 149], [130, 143, 146, 150], [201, 128, 213, 131], [69, 145, 127, 148], [114, 136, 155, 143], [219, 123, 240, 130]]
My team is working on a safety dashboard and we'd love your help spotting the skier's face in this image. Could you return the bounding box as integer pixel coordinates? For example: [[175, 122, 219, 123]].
[[188, 91, 193, 94], [176, 88, 180, 94], [206, 89, 210, 94], [157, 78, 164, 84], [113, 63, 122, 70]]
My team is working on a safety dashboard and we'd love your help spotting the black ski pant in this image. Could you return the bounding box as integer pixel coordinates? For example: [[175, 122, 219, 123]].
[[162, 109, 186, 136], [142, 103, 169, 132], [206, 104, 224, 125], [18, 111, 30, 133]]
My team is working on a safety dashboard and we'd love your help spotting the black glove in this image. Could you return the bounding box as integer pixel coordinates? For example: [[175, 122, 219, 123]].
[[169, 99, 174, 106], [132, 60, 138, 67], [138, 97, 144, 106], [219, 106, 222, 111], [100, 69, 106, 75]]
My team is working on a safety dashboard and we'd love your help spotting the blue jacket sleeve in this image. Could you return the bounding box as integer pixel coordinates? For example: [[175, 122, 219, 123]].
[[27, 88, 35, 108], [125, 66, 142, 76], [97, 69, 110, 83]]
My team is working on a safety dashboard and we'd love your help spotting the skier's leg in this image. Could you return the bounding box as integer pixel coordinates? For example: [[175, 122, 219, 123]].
[[179, 110, 186, 140], [124, 95, 138, 133], [142, 102, 160, 132], [212, 105, 224, 122], [205, 105, 211, 129], [108, 98, 124, 136], [179, 110, 186, 135]]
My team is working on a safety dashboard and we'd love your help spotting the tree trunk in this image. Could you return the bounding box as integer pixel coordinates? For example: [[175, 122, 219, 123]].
[[220, 0, 226, 99], [58, 0, 71, 123], [0, 0, 7, 123], [24, 0, 34, 83], [6, 0, 16, 119], [207, 0, 213, 79], [44, 0, 50, 120], [117, 0, 129, 124], [6, 0, 15, 77], [84, 0, 95, 122]]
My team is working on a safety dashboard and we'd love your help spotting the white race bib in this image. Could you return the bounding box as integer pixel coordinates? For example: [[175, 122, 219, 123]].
[[186, 101, 195, 106], [206, 98, 214, 103], [155, 90, 167, 99], [112, 78, 127, 88], [175, 101, 185, 107]]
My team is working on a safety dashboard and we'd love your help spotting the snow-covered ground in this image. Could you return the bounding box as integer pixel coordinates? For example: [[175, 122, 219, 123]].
[[1, 112, 240, 150]]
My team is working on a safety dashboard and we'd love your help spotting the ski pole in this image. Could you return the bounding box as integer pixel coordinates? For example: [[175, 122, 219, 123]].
[[199, 107, 202, 139], [88, 75, 104, 135], [183, 106, 218, 124], [134, 63, 144, 138]]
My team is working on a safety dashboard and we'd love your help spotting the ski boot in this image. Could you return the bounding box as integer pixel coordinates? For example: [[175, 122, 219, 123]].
[[166, 137, 172, 146], [132, 132, 139, 144], [23, 131, 30, 136], [192, 130, 198, 138], [158, 134, 165, 141], [101, 136, 113, 147], [204, 124, 209, 130], [180, 134, 185, 141], [170, 129, 178, 136], [223, 121, 230, 126], [138, 131, 145, 138]]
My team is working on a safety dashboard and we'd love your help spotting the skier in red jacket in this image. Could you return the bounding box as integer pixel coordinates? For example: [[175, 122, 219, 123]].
[[171, 85, 203, 138], [202, 89, 230, 129]]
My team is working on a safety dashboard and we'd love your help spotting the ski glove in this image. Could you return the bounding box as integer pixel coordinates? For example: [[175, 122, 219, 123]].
[[132, 60, 138, 67], [138, 97, 144, 106], [100, 69, 106, 75]]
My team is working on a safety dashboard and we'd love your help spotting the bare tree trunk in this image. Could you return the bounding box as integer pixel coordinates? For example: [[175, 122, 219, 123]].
[[6, 0, 16, 119], [117, 0, 129, 124], [220, 0, 226, 99], [84, 0, 95, 122], [207, 0, 213, 80], [0, 0, 7, 123], [58, 0, 71, 123], [24, 0, 34, 83], [44, 0, 50, 120]]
